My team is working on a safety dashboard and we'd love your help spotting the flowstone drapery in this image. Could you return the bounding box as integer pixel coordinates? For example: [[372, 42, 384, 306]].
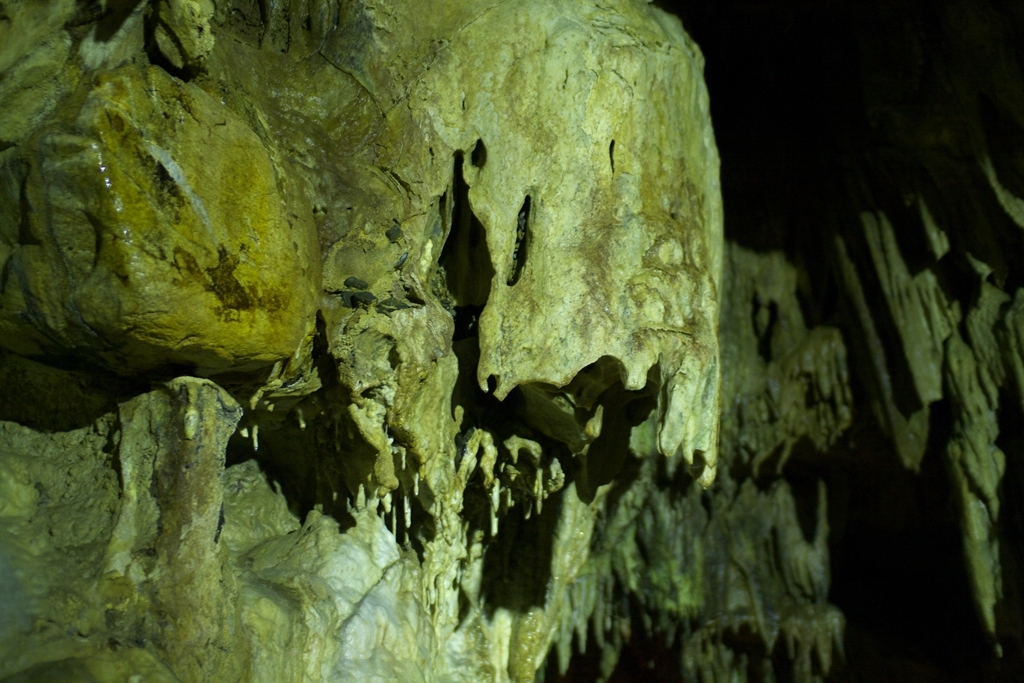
[[0, 0, 859, 681]]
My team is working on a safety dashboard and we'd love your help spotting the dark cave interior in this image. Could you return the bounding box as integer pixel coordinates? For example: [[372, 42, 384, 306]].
[[552, 1, 1024, 680]]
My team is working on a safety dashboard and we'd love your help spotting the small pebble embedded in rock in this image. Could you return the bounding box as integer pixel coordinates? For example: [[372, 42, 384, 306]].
[[342, 290, 377, 308], [344, 277, 369, 290]]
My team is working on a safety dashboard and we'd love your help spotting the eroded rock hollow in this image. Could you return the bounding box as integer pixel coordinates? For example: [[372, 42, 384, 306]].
[[0, 0, 1021, 681]]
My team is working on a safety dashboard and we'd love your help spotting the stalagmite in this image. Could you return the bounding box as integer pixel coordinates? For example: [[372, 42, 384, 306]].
[[491, 484, 501, 537]]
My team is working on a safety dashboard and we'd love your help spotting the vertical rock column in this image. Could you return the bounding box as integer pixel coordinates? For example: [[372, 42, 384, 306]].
[[106, 378, 244, 682]]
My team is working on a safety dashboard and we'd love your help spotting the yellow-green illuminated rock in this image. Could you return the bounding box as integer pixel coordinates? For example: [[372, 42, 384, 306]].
[[423, 1, 725, 480], [720, 244, 852, 476], [0, 0, 76, 147], [0, 1, 862, 682], [0, 64, 319, 375], [153, 0, 216, 70]]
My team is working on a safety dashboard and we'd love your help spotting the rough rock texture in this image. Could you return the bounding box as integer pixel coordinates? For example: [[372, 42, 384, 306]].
[[0, 62, 320, 374], [720, 245, 851, 478], [3, 0, 1024, 681], [0, 0, 733, 681], [837, 207, 1014, 646], [0, 377, 244, 680], [0, 241, 847, 682], [680, 0, 1024, 677]]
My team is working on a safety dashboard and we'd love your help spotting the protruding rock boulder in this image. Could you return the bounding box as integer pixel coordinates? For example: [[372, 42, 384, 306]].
[[0, 65, 320, 375]]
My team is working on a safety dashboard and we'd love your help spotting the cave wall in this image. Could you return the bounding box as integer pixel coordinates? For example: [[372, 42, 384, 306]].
[[0, 0, 1023, 681], [671, 0, 1024, 678]]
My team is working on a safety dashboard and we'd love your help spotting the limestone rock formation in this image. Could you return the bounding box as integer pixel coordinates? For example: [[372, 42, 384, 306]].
[[0, 64, 320, 374], [0, 0, 730, 681], [1, 0, 1023, 681]]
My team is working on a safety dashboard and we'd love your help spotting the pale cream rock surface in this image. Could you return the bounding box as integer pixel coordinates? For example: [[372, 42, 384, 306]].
[[0, 0, 740, 682], [0, 252, 850, 683], [419, 1, 725, 479], [1, 0, 1017, 678]]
